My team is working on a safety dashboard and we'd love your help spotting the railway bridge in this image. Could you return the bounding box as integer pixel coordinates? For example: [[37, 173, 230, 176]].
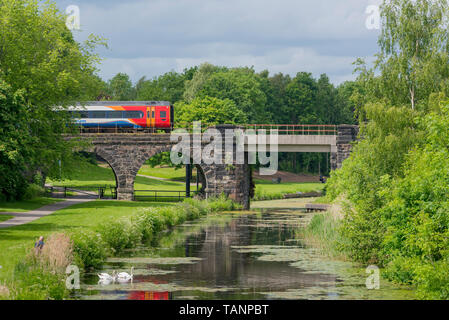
[[75, 124, 358, 209]]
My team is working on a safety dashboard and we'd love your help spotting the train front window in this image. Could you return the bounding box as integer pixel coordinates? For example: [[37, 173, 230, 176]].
[[160, 111, 167, 118]]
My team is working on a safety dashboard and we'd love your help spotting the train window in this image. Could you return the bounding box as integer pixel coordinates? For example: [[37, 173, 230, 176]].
[[152, 111, 155, 118], [124, 111, 143, 118], [107, 111, 123, 118], [91, 111, 106, 118], [160, 111, 167, 118]]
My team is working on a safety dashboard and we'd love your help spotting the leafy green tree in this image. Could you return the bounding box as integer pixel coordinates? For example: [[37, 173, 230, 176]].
[[175, 96, 247, 125], [197, 67, 269, 123], [285, 72, 318, 124], [183, 63, 225, 103], [356, 0, 449, 110], [0, 0, 104, 199], [107, 73, 135, 100], [136, 69, 195, 104]]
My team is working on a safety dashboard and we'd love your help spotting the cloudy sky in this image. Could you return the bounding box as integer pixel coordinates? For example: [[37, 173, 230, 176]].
[[55, 0, 382, 85]]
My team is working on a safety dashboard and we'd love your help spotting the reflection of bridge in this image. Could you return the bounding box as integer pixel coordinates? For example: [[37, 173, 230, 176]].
[[75, 124, 358, 209]]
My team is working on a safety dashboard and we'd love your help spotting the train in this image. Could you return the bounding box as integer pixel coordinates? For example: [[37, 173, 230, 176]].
[[67, 101, 174, 132]]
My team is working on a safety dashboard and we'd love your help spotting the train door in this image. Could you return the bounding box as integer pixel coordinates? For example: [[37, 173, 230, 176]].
[[146, 107, 151, 128], [146, 106, 156, 129]]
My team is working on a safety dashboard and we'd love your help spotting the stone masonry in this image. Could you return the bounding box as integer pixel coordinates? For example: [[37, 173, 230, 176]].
[[331, 125, 359, 170], [86, 125, 251, 209]]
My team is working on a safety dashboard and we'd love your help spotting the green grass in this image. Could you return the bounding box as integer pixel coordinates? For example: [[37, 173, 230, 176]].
[[313, 196, 332, 204], [0, 200, 173, 281], [254, 179, 324, 200], [300, 212, 345, 258], [50, 161, 323, 202], [0, 197, 61, 213], [48, 162, 193, 195], [0, 215, 13, 222], [138, 165, 194, 180]]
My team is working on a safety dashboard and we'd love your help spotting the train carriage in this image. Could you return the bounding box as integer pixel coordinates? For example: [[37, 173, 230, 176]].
[[68, 101, 174, 132]]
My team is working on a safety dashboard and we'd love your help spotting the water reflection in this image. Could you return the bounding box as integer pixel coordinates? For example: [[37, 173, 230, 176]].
[[81, 208, 414, 300]]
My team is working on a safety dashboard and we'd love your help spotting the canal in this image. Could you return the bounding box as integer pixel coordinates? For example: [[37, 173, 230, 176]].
[[79, 199, 414, 300]]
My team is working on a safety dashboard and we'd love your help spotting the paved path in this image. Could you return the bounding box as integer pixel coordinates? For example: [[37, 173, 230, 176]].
[[0, 198, 94, 229], [137, 174, 170, 181]]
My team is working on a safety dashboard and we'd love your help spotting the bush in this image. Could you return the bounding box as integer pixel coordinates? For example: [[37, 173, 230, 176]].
[[327, 105, 449, 298], [97, 220, 140, 254], [207, 194, 241, 212], [23, 184, 45, 200], [10, 262, 68, 300], [71, 230, 108, 270]]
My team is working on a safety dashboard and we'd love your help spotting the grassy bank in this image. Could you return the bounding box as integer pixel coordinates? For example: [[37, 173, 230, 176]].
[[254, 180, 324, 201], [300, 211, 345, 259], [0, 196, 239, 300], [0, 197, 61, 213], [0, 215, 13, 222]]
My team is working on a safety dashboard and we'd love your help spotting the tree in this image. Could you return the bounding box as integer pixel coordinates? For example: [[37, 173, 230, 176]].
[[197, 67, 269, 123], [285, 72, 318, 124], [357, 0, 449, 110], [175, 96, 248, 125], [136, 69, 195, 104], [107, 73, 135, 100], [183, 63, 225, 102], [0, 0, 104, 199]]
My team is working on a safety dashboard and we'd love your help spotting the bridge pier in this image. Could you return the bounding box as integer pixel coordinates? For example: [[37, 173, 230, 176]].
[[331, 125, 359, 170]]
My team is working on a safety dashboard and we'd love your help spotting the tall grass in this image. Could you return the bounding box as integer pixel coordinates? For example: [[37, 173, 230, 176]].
[[300, 212, 346, 259], [92, 195, 240, 258], [2, 234, 74, 300]]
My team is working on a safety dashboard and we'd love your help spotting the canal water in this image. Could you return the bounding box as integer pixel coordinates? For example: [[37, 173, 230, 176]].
[[79, 200, 414, 300]]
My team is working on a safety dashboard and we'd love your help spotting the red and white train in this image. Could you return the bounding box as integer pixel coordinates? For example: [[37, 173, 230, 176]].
[[68, 101, 174, 131]]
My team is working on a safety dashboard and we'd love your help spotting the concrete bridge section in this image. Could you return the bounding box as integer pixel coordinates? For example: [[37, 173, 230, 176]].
[[78, 124, 358, 209]]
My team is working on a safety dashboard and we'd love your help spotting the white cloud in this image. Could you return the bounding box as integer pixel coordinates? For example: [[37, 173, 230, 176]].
[[58, 0, 381, 84]]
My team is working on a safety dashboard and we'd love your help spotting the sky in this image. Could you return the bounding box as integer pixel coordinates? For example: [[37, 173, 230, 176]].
[[55, 0, 382, 85]]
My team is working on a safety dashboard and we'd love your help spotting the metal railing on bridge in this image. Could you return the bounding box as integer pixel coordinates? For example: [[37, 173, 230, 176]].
[[242, 124, 337, 135], [75, 123, 337, 135]]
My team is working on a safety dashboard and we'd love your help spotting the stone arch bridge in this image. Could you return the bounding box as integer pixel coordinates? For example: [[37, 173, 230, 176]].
[[75, 125, 358, 209]]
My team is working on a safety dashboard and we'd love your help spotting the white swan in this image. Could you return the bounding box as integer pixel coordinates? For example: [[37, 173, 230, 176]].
[[116, 267, 134, 282], [98, 270, 116, 282]]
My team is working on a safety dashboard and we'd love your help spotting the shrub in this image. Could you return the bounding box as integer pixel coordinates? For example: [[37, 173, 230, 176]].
[[130, 211, 155, 243], [71, 230, 107, 270], [207, 194, 241, 212], [97, 219, 140, 254], [23, 184, 45, 200], [10, 262, 68, 300]]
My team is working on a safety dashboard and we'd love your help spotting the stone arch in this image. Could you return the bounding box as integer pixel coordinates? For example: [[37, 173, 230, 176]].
[[94, 144, 215, 201], [134, 146, 214, 199]]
